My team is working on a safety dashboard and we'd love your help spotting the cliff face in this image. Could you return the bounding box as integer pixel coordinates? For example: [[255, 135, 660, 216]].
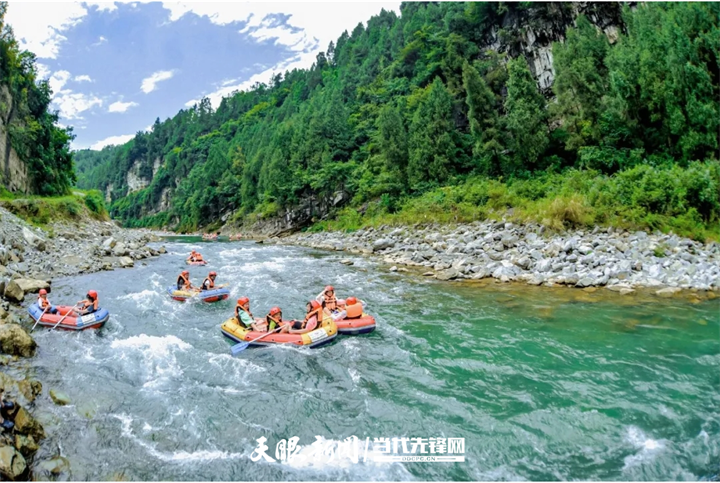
[[485, 2, 624, 93], [0, 86, 29, 193]]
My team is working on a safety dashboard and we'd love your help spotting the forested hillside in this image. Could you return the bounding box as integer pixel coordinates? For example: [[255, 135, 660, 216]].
[[76, 2, 720, 239], [0, 2, 75, 195]]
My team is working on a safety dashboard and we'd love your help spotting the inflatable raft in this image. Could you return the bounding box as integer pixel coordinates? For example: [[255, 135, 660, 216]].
[[167, 286, 230, 303], [220, 316, 338, 348], [186, 260, 207, 266], [332, 312, 376, 335], [27, 303, 110, 331]]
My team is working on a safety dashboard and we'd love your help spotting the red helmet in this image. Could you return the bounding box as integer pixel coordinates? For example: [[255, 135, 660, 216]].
[[269, 306, 282, 316], [191, 250, 196, 253], [39, 289, 47, 295], [346, 296, 357, 305], [182, 270, 189, 276], [237, 297, 249, 306], [209, 271, 217, 277], [324, 285, 334, 293], [309, 300, 321, 310], [87, 290, 98, 299]]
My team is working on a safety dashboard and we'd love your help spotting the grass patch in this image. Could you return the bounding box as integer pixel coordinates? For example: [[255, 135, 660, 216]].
[[0, 189, 109, 227]]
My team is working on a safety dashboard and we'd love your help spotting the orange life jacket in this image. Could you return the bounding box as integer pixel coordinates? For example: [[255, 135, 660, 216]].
[[202, 277, 215, 290], [236, 304, 253, 319], [38, 296, 51, 309], [322, 295, 339, 311], [303, 308, 323, 330], [345, 302, 363, 319], [178, 274, 191, 290]]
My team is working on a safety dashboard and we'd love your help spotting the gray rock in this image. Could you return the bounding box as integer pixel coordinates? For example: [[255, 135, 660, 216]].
[[13, 278, 50, 294], [49, 389, 71, 406], [372, 238, 395, 252], [3, 281, 24, 303], [0, 325, 36, 357], [118, 257, 134, 268], [436, 268, 461, 281], [0, 446, 27, 480]]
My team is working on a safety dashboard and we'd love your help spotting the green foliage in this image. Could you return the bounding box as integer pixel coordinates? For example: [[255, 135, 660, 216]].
[[83, 189, 107, 217], [0, 2, 75, 195], [73, 2, 718, 242], [0, 191, 105, 226]]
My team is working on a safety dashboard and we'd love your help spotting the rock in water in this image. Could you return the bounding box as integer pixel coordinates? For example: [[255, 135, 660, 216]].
[[118, 257, 134, 268], [35, 456, 70, 478], [12, 407, 45, 441], [49, 389, 71, 406], [2, 281, 24, 303], [0, 446, 27, 480], [14, 435, 38, 456], [0, 325, 36, 357]]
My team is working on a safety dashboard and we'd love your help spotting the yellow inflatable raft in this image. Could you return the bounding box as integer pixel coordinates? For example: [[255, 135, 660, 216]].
[[220, 315, 338, 348]]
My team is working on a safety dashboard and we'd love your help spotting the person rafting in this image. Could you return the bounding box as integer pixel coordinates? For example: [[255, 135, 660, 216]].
[[289, 300, 323, 334], [343, 296, 363, 319], [177, 270, 194, 290], [234, 297, 264, 331], [319, 285, 343, 316], [201, 271, 217, 291], [265, 306, 289, 333], [37, 288, 58, 315], [74, 290, 99, 315]]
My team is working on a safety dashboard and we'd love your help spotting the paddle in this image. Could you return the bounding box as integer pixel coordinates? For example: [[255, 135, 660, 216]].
[[52, 303, 80, 331], [231, 326, 283, 355], [31, 306, 49, 331]]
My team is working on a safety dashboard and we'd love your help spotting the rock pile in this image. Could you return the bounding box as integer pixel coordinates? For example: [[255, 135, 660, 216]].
[[279, 221, 720, 293]]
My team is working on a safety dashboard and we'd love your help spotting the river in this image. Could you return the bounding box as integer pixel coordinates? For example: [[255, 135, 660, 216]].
[[23, 238, 720, 481]]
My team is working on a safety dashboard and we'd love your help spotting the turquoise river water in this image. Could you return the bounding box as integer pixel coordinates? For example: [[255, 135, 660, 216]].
[[15, 238, 720, 480]]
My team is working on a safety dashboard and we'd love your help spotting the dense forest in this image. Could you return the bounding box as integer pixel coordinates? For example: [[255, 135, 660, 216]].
[[75, 2, 720, 238], [0, 2, 75, 195]]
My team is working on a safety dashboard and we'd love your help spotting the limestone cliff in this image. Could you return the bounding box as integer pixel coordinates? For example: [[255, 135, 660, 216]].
[[0, 86, 29, 193]]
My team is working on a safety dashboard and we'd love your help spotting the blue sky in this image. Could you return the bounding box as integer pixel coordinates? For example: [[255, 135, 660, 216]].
[[6, 1, 399, 149]]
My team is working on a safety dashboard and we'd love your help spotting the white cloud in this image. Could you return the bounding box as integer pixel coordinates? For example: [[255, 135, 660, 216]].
[[89, 133, 135, 150], [175, 3, 399, 108], [141, 70, 175, 93], [5, 2, 88, 59], [75, 74, 93, 82], [35, 63, 51, 79], [49, 70, 72, 93], [53, 91, 103, 119], [108, 100, 139, 113]]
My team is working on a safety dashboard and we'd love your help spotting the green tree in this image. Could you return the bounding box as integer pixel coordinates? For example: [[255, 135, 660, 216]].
[[376, 103, 408, 190], [408, 77, 457, 191], [504, 56, 548, 175], [463, 61, 505, 176]]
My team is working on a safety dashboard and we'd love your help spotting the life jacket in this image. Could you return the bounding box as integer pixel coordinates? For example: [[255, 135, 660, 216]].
[[84, 297, 98, 313], [322, 295, 339, 312], [266, 314, 283, 332], [202, 277, 215, 290], [345, 302, 363, 319], [177, 274, 190, 290], [236, 304, 254, 325], [38, 296, 51, 309], [304, 308, 322, 331]]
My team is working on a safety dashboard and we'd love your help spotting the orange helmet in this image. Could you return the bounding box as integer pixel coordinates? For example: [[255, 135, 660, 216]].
[[269, 306, 282, 316], [346, 296, 357, 305], [39, 289, 47, 295], [309, 300, 321, 310], [324, 285, 334, 293], [191, 250, 196, 253], [237, 297, 249, 306], [87, 290, 98, 299], [181, 270, 189, 276], [209, 271, 217, 277]]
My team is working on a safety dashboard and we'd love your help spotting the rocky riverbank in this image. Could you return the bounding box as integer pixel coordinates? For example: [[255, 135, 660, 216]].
[[0, 207, 166, 480], [274, 220, 720, 296]]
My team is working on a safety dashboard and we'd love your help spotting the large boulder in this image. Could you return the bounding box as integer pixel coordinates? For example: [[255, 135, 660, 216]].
[[0, 446, 27, 480], [2, 281, 24, 303], [14, 434, 39, 456], [12, 407, 44, 441], [112, 242, 128, 257], [118, 257, 134, 268], [372, 238, 395, 252], [21, 227, 45, 252], [13, 279, 50, 294], [0, 325, 36, 357]]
